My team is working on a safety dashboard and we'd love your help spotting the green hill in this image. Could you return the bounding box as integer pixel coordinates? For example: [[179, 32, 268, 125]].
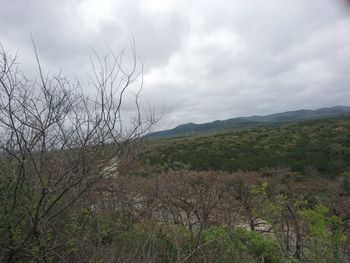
[[142, 115, 350, 178], [147, 106, 350, 139]]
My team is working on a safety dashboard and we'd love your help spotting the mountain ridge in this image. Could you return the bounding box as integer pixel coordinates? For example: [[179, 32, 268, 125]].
[[147, 106, 350, 139]]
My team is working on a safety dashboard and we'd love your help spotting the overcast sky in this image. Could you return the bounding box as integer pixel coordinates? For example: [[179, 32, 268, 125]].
[[1, 0, 350, 130]]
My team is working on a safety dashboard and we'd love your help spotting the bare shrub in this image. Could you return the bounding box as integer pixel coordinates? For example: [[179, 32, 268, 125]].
[[0, 42, 155, 262]]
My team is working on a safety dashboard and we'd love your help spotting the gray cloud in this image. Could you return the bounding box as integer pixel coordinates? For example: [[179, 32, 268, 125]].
[[1, 0, 349, 130]]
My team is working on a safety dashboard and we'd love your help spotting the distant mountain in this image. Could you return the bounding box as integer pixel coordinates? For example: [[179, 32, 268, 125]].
[[147, 106, 350, 139]]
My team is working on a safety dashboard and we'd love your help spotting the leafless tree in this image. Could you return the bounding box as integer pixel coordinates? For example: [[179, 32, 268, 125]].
[[155, 171, 229, 262], [0, 41, 156, 262]]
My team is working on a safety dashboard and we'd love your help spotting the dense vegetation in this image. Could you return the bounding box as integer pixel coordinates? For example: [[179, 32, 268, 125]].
[[141, 116, 350, 177], [2, 112, 350, 262], [147, 106, 350, 139]]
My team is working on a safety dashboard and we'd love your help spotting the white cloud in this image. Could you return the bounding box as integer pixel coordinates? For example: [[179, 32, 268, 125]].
[[0, 0, 349, 130]]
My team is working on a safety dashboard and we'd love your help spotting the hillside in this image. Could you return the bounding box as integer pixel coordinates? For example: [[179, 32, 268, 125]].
[[147, 106, 350, 139], [141, 115, 350, 178]]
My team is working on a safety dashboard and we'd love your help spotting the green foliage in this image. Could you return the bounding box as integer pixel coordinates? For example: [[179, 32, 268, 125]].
[[298, 205, 346, 262], [0, 164, 35, 257], [201, 227, 283, 263], [141, 116, 350, 177]]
